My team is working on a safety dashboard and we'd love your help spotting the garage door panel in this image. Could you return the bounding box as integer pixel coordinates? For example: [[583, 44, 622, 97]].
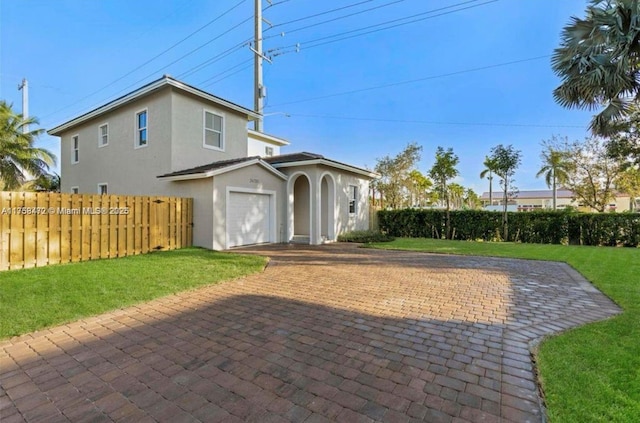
[[228, 192, 271, 248]]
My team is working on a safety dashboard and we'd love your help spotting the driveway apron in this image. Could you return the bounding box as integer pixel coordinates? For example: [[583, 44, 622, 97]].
[[0, 244, 621, 422]]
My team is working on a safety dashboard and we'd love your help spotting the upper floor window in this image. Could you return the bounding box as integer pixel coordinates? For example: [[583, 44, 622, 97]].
[[203, 110, 223, 150], [99, 123, 108, 147], [71, 187, 79, 194], [349, 185, 358, 214], [265, 146, 274, 157], [136, 110, 148, 148], [98, 183, 108, 195], [71, 135, 79, 164]]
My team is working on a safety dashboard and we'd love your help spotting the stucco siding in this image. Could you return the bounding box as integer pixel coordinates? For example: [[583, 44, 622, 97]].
[[60, 89, 172, 195], [247, 137, 281, 157], [212, 165, 286, 250], [164, 178, 214, 249], [277, 164, 371, 244], [170, 89, 249, 172]]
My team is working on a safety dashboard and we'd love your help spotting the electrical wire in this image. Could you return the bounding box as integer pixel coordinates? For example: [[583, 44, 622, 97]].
[[41, 0, 249, 121], [268, 55, 549, 108], [284, 113, 585, 129], [202, 63, 254, 89], [198, 58, 253, 85], [263, 0, 407, 41], [271, 0, 494, 53], [266, 0, 376, 30]]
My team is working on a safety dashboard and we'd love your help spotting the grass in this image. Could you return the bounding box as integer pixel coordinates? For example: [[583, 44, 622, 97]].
[[0, 248, 266, 340], [368, 238, 640, 422]]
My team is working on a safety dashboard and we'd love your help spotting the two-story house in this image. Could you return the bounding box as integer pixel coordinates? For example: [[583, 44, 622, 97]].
[[48, 75, 376, 250]]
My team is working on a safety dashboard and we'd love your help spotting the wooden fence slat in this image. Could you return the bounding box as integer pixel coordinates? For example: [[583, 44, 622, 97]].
[[48, 194, 61, 265], [9, 192, 25, 270], [81, 195, 91, 262], [36, 193, 49, 267], [1, 192, 11, 270]]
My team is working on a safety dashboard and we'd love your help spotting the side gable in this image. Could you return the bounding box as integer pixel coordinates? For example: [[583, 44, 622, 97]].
[[157, 157, 287, 181], [48, 75, 259, 136]]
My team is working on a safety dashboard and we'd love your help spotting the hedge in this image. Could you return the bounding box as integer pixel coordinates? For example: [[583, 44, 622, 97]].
[[377, 209, 640, 247]]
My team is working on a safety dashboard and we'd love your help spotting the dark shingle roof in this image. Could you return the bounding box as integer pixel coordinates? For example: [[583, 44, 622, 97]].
[[158, 156, 259, 178], [263, 152, 324, 165]]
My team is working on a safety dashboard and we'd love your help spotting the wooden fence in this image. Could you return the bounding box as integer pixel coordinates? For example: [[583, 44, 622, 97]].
[[0, 192, 193, 271]]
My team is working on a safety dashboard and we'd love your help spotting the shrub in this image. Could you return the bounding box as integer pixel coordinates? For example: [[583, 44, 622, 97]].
[[378, 209, 640, 246], [337, 230, 395, 243]]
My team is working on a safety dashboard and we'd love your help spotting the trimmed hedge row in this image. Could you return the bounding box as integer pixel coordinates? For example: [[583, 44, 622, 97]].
[[377, 209, 640, 247]]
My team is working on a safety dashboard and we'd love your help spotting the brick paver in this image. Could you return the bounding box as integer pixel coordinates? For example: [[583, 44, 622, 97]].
[[0, 244, 620, 422]]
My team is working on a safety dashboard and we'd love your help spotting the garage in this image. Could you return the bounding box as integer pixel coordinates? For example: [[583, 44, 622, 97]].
[[227, 191, 272, 248]]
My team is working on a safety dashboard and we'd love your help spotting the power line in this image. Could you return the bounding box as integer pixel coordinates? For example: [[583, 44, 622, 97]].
[[271, 0, 492, 53], [267, 55, 549, 108], [267, 0, 376, 30], [199, 58, 253, 86], [202, 63, 254, 89], [41, 0, 249, 121], [177, 40, 249, 79], [285, 113, 585, 129], [264, 0, 407, 41]]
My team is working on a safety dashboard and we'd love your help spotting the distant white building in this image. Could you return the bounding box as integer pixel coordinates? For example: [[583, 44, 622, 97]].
[[480, 189, 635, 212]]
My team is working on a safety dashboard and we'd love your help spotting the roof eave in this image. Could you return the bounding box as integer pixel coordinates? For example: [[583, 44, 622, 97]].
[[247, 129, 290, 146], [48, 76, 259, 136], [157, 158, 287, 181], [271, 159, 379, 179]]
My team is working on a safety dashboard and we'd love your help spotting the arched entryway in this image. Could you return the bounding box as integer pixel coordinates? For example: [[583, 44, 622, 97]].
[[320, 173, 336, 242], [290, 173, 311, 243]]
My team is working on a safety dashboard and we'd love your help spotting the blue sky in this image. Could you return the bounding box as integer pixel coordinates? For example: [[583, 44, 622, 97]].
[[1, 0, 593, 193]]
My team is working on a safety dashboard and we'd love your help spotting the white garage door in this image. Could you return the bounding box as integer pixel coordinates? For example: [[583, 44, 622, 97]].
[[227, 192, 271, 248]]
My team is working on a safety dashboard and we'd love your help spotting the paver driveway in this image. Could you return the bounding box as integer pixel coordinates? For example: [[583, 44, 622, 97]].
[[0, 244, 620, 423]]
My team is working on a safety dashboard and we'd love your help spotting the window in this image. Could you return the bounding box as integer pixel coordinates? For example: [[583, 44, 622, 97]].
[[99, 123, 108, 147], [71, 187, 79, 194], [71, 135, 79, 164], [98, 183, 108, 195], [265, 146, 274, 157], [203, 110, 223, 150], [136, 110, 148, 148], [349, 185, 358, 214]]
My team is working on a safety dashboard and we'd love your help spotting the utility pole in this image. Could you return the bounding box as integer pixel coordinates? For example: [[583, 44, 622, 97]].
[[252, 0, 274, 132], [18, 78, 29, 134], [253, 0, 265, 132]]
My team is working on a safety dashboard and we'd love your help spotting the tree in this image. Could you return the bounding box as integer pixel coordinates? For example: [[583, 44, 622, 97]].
[[21, 173, 61, 192], [374, 142, 422, 209], [448, 183, 465, 209], [563, 137, 622, 212], [463, 188, 482, 210], [480, 156, 497, 206], [488, 144, 521, 240], [407, 169, 432, 208], [616, 166, 640, 211], [428, 146, 459, 239], [552, 0, 640, 136], [536, 140, 571, 209], [0, 101, 56, 190]]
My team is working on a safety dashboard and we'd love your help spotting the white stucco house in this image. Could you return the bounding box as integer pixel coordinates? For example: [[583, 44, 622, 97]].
[[48, 75, 377, 250]]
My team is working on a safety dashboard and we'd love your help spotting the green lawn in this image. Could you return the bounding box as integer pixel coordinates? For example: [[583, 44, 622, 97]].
[[369, 238, 640, 422], [0, 248, 266, 339]]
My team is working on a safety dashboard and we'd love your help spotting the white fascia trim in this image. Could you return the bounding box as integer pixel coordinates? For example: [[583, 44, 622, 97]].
[[48, 77, 259, 136], [272, 159, 379, 179], [247, 129, 290, 146], [159, 159, 288, 181]]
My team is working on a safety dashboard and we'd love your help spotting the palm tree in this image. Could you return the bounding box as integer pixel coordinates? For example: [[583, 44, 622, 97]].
[[480, 156, 496, 206], [0, 101, 55, 190], [552, 0, 640, 136], [536, 149, 571, 210]]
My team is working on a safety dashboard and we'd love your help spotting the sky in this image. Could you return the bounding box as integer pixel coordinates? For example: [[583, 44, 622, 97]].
[[0, 0, 595, 194]]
